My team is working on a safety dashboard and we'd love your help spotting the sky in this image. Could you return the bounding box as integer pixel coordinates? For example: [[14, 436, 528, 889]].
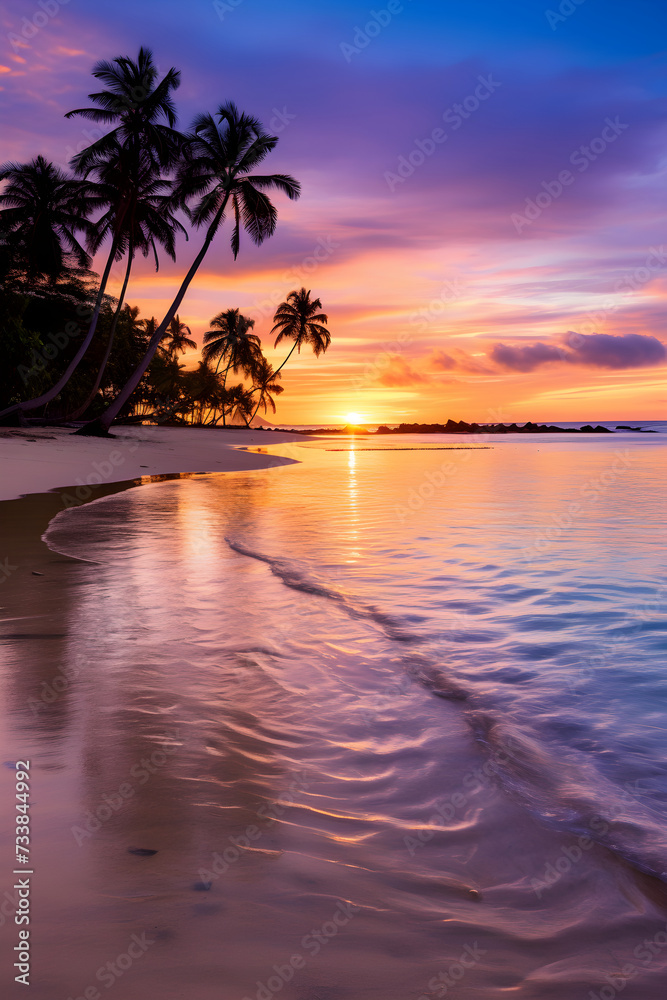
[[1, 0, 666, 423]]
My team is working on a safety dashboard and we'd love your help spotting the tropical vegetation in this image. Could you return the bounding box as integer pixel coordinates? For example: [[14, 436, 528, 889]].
[[0, 47, 331, 431]]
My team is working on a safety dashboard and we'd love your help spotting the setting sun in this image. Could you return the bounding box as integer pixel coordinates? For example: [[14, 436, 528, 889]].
[[345, 412, 364, 424]]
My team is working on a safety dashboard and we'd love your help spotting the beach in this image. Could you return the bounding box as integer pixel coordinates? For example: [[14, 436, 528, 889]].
[[0, 426, 305, 503], [2, 0, 666, 994], [1, 428, 666, 999]]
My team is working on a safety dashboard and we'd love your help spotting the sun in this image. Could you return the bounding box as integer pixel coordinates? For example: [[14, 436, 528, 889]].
[[345, 412, 364, 425]]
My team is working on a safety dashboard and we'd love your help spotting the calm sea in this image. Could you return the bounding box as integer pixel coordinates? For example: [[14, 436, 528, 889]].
[[4, 429, 667, 998]]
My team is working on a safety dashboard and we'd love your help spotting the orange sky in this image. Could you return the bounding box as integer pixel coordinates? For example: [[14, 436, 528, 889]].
[[2, 6, 666, 424], [120, 228, 667, 424]]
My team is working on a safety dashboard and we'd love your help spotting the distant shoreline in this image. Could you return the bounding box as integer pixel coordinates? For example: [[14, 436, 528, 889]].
[[266, 420, 657, 436]]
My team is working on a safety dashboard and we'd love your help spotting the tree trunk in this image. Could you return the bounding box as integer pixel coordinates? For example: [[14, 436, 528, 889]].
[[65, 245, 134, 421], [248, 340, 298, 424], [0, 236, 121, 422], [271, 339, 299, 380], [249, 390, 265, 426], [77, 201, 228, 436]]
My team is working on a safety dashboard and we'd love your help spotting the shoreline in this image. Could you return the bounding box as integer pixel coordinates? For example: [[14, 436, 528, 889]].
[[0, 425, 306, 503], [1, 426, 665, 998]]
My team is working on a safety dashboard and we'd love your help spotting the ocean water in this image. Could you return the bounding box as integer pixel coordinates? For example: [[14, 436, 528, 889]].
[[3, 430, 667, 999]]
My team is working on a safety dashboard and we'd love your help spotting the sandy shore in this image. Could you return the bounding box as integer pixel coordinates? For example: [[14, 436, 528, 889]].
[[0, 425, 305, 502]]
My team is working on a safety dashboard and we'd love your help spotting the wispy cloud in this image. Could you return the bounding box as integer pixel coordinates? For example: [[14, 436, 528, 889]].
[[374, 356, 430, 387]]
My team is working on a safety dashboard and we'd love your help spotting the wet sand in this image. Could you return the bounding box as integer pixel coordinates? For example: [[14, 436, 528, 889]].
[[2, 434, 667, 999]]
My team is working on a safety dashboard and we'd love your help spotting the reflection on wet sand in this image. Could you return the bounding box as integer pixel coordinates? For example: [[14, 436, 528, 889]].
[[1, 436, 667, 998]]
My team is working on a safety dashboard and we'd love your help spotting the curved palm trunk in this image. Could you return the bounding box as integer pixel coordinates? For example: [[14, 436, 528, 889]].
[[0, 234, 121, 423], [248, 340, 298, 425], [249, 390, 266, 426], [65, 246, 134, 421], [77, 200, 228, 436], [271, 339, 299, 380]]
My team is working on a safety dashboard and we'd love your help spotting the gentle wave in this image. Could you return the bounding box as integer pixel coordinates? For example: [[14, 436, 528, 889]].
[[226, 534, 667, 892]]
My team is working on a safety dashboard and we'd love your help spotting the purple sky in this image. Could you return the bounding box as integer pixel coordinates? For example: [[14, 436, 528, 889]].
[[2, 0, 666, 421]]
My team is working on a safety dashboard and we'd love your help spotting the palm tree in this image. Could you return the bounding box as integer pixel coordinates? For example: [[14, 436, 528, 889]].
[[144, 352, 187, 421], [248, 357, 283, 424], [201, 307, 261, 425], [162, 315, 196, 357], [65, 155, 187, 419], [66, 46, 182, 176], [225, 383, 255, 427], [0, 47, 183, 423], [271, 288, 331, 378], [202, 308, 260, 373], [183, 359, 226, 425], [0, 155, 96, 282], [142, 315, 158, 338], [79, 101, 300, 435]]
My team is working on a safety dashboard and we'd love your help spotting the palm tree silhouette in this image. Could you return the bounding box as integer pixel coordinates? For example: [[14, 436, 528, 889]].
[[162, 315, 197, 357], [271, 287, 331, 378], [66, 45, 183, 176], [225, 383, 255, 427], [182, 359, 227, 425], [201, 308, 261, 426], [202, 308, 260, 373], [248, 357, 283, 424], [81, 101, 300, 435], [0, 155, 95, 282], [0, 47, 183, 423], [142, 315, 158, 339], [65, 152, 187, 419]]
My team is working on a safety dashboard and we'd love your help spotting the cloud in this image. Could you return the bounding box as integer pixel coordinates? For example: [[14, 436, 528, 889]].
[[430, 348, 493, 374], [374, 356, 430, 387], [561, 331, 667, 369], [491, 332, 666, 372], [490, 342, 567, 372]]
